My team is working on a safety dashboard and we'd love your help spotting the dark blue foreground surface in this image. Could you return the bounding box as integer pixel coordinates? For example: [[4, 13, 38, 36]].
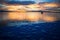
[[0, 21, 60, 40]]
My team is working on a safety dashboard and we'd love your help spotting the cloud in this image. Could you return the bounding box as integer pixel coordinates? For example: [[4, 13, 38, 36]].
[[0, 0, 60, 4]]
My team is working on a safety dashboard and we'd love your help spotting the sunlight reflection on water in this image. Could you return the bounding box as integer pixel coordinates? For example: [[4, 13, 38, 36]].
[[0, 12, 60, 23]]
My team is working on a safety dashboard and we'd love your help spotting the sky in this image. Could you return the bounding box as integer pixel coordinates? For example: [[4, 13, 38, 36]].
[[0, 0, 60, 4], [5, 0, 60, 3], [18, 0, 60, 2]]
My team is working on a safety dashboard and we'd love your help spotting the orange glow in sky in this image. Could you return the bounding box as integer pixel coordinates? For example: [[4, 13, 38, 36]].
[[43, 3, 58, 7]]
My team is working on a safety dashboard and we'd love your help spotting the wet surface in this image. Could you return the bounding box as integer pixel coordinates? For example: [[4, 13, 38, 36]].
[[0, 12, 60, 22], [0, 12, 60, 40]]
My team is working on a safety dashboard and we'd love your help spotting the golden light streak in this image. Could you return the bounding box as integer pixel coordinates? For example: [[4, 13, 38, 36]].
[[43, 16, 56, 22], [5, 12, 57, 22], [27, 4, 45, 10], [27, 4, 40, 8], [8, 12, 26, 21], [7, 5, 26, 12], [7, 12, 42, 21], [6, 4, 45, 11], [26, 13, 41, 21], [43, 3, 58, 7]]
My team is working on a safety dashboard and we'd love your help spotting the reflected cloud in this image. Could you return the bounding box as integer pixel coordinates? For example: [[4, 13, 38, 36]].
[[6, 12, 60, 22], [8, 12, 26, 20], [26, 12, 41, 21]]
